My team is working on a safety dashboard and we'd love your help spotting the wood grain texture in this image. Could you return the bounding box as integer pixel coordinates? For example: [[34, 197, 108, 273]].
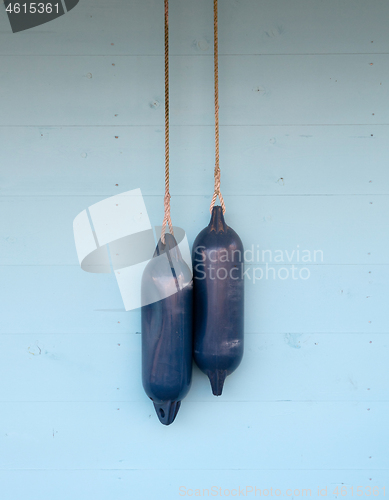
[[0, 55, 386, 126], [0, 470, 387, 500], [0, 402, 387, 470], [0, 333, 386, 403], [0, 264, 386, 334], [0, 0, 388, 56], [0, 126, 388, 196], [1, 195, 387, 265]]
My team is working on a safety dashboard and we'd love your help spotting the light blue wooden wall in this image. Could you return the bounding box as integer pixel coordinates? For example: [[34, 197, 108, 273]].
[[0, 0, 388, 498]]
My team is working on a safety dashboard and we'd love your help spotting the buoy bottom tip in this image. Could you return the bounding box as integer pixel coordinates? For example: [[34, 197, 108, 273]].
[[153, 400, 181, 425], [207, 370, 227, 397]]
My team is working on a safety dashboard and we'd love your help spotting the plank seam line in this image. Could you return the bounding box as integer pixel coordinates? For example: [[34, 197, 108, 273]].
[[0, 124, 388, 128], [1, 332, 387, 335], [0, 468, 388, 471], [0, 400, 387, 403], [0, 53, 389, 57], [1, 194, 389, 198], [0, 264, 387, 267]]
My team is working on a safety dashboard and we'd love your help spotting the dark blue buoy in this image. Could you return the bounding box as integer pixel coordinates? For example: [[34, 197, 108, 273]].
[[192, 206, 244, 396], [141, 233, 193, 425]]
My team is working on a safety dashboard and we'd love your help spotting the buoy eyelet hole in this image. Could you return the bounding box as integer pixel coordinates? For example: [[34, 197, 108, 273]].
[[159, 409, 165, 418]]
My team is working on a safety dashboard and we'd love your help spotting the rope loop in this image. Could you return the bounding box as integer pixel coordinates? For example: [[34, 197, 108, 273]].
[[161, 0, 174, 244], [209, 0, 226, 214]]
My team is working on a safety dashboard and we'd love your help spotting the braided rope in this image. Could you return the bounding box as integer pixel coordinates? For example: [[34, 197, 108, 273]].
[[161, 0, 174, 244], [210, 0, 226, 214]]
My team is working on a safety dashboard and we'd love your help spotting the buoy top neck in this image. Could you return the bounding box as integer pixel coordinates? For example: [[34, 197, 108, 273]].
[[209, 206, 228, 233], [154, 233, 182, 261]]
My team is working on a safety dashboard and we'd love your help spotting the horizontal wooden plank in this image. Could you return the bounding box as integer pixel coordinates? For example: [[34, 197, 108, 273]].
[[0, 333, 386, 403], [0, 264, 385, 334], [1, 193, 386, 333], [0, 194, 386, 265], [0, 401, 386, 470], [0, 0, 388, 56], [0, 55, 386, 126], [0, 469, 387, 500], [0, 125, 387, 196]]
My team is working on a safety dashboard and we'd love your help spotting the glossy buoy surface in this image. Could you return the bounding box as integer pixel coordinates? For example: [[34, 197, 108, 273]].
[[192, 206, 244, 396], [141, 233, 193, 425]]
